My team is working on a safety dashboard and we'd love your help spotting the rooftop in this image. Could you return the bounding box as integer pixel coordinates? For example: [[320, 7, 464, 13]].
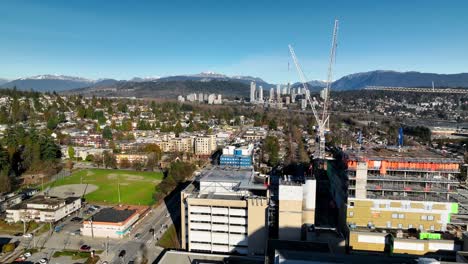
[[198, 167, 267, 191], [91, 207, 136, 223], [158, 251, 263, 264], [346, 147, 462, 163]]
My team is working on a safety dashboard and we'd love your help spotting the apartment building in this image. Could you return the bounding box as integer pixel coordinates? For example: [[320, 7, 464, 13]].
[[6, 196, 81, 223], [151, 136, 195, 153], [180, 167, 269, 255], [194, 135, 216, 155], [115, 153, 148, 165]]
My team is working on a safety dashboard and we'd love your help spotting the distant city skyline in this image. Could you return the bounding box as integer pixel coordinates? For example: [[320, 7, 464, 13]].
[[1, 0, 467, 83]]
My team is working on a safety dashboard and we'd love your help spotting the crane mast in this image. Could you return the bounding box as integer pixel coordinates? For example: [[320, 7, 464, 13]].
[[289, 19, 339, 160]]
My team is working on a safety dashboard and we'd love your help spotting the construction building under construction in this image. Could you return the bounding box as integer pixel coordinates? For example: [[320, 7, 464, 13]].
[[346, 147, 462, 202]]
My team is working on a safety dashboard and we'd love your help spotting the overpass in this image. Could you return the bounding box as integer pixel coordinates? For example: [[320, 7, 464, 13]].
[[364, 86, 468, 94]]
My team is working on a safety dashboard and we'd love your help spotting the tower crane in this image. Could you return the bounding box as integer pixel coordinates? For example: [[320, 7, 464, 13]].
[[288, 19, 339, 160]]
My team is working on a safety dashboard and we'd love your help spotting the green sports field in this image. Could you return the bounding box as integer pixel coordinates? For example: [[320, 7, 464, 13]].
[[50, 169, 164, 205]]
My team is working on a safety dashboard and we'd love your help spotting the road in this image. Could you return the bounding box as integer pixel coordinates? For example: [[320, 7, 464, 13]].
[[106, 184, 193, 264]]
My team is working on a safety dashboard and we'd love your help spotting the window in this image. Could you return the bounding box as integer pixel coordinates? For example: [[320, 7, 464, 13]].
[[421, 215, 428, 221], [419, 225, 424, 230], [430, 225, 435, 231], [427, 215, 434, 221], [349, 202, 355, 207], [398, 214, 404, 219], [425, 204, 432, 210], [408, 224, 413, 229], [398, 223, 403, 229], [392, 213, 398, 219], [386, 221, 391, 228], [349, 211, 354, 217]]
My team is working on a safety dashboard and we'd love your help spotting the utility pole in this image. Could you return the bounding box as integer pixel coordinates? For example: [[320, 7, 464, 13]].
[[90, 217, 94, 238], [117, 176, 121, 204]]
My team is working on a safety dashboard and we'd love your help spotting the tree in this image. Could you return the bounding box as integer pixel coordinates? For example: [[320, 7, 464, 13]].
[[102, 126, 113, 140], [2, 243, 15, 253], [65, 159, 74, 173], [103, 151, 116, 169], [263, 135, 279, 167], [146, 153, 159, 171], [68, 146, 75, 160], [85, 154, 94, 162], [119, 158, 131, 169], [0, 170, 11, 193], [131, 160, 144, 171], [93, 154, 103, 168]]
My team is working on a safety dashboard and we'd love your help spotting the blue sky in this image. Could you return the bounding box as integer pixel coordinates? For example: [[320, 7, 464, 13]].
[[1, 0, 467, 83]]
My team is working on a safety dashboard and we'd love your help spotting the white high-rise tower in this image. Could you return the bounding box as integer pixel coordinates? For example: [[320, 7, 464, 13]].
[[276, 84, 281, 102], [250, 81, 256, 103], [269, 88, 274, 102], [258, 85, 264, 103]]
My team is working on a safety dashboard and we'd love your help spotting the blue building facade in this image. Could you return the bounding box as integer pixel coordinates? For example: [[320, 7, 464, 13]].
[[220, 145, 254, 167], [220, 154, 252, 167]]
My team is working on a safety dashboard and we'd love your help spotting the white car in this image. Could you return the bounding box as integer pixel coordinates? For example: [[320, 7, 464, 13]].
[[24, 252, 32, 257], [39, 258, 48, 264], [23, 233, 33, 238]]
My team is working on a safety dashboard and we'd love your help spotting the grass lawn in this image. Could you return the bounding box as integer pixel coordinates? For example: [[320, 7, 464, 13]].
[[49, 169, 163, 205], [158, 224, 180, 249], [0, 220, 39, 235]]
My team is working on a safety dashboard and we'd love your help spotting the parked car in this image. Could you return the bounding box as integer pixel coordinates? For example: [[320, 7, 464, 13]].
[[39, 258, 48, 264], [134, 233, 141, 240], [22, 233, 32, 238], [80, 245, 91, 251], [24, 252, 32, 258], [119, 250, 126, 258], [71, 217, 82, 222]]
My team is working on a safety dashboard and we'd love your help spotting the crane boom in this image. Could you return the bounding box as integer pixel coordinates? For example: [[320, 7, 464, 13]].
[[288, 19, 339, 160], [288, 44, 309, 93], [321, 19, 339, 124]]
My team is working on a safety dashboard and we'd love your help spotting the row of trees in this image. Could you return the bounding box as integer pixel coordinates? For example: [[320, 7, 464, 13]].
[[0, 127, 62, 192], [154, 161, 196, 202]]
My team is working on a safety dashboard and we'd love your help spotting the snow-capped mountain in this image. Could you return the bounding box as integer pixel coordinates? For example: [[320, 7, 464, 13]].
[[2, 75, 95, 91], [18, 74, 94, 82], [130, 76, 161, 82]]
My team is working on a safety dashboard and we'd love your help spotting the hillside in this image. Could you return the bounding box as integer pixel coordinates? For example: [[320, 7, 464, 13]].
[[67, 80, 250, 98], [332, 70, 468, 90]]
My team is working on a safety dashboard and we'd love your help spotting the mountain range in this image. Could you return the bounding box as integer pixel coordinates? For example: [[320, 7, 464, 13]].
[[1, 71, 468, 97]]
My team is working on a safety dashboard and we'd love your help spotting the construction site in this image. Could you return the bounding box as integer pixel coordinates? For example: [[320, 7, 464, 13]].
[[346, 147, 462, 202]]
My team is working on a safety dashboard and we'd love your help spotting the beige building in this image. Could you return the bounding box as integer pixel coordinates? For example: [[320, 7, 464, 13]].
[[115, 154, 148, 164], [278, 178, 316, 240], [6, 196, 81, 223], [156, 137, 194, 153], [194, 135, 216, 155], [180, 167, 268, 255]]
